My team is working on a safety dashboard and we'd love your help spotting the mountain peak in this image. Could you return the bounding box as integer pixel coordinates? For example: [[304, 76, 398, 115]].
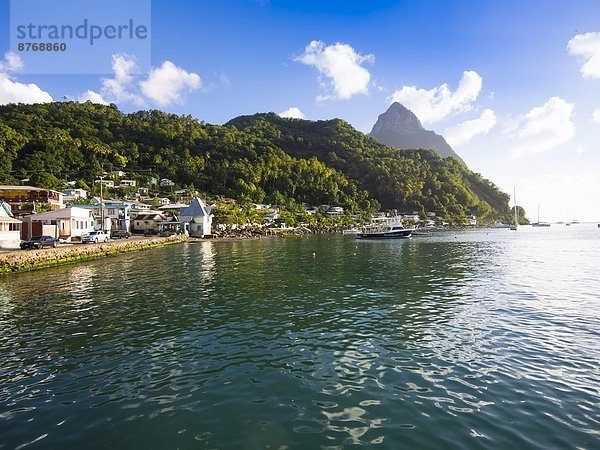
[[369, 102, 464, 164], [370, 103, 424, 136]]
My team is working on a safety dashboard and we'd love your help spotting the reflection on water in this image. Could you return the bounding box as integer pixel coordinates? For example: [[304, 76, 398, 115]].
[[0, 227, 599, 449]]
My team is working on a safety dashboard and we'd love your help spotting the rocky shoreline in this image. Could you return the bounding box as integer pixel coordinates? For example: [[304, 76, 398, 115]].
[[0, 235, 189, 274]]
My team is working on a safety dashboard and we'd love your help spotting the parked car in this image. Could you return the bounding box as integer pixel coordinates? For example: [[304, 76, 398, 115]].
[[143, 229, 157, 236], [20, 235, 59, 250], [110, 230, 131, 239], [82, 230, 110, 243]]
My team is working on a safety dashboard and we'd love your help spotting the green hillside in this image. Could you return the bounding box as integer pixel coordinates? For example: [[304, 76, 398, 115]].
[[0, 102, 511, 223]]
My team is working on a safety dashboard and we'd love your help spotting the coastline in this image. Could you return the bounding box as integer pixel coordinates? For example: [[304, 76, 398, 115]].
[[0, 235, 189, 274]]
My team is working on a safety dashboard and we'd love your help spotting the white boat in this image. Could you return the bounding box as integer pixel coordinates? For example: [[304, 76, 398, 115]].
[[491, 221, 511, 228], [356, 216, 413, 239], [342, 228, 359, 234]]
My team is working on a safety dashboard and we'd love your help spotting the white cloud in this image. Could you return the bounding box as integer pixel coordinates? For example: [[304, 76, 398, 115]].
[[0, 51, 24, 72], [77, 90, 109, 105], [76, 55, 201, 107], [140, 61, 202, 106], [389, 70, 483, 124], [567, 32, 600, 79], [295, 40, 374, 101], [510, 97, 574, 156], [593, 108, 600, 124], [99, 53, 144, 105], [444, 109, 497, 147], [279, 107, 305, 119], [0, 51, 52, 105]]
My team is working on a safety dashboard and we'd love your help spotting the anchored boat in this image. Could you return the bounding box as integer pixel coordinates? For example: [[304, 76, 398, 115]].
[[356, 216, 413, 239]]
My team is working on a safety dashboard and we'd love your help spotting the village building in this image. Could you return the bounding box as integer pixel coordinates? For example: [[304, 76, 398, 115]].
[[63, 188, 87, 201], [94, 179, 115, 188], [20, 207, 95, 241], [178, 197, 213, 237], [0, 201, 22, 249], [0, 185, 64, 213], [119, 180, 137, 188], [133, 213, 167, 234], [77, 202, 132, 231]]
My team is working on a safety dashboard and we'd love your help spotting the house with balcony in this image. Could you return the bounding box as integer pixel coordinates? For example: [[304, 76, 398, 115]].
[[0, 185, 64, 213], [0, 201, 22, 249], [77, 202, 132, 231]]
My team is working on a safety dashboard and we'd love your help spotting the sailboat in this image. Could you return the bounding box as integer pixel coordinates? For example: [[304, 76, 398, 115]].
[[510, 187, 518, 230], [531, 203, 551, 227]]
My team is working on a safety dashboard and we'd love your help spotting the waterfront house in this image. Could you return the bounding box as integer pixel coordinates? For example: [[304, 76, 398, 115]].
[[0, 201, 22, 249], [0, 185, 64, 213], [20, 207, 94, 241], [133, 213, 167, 233], [467, 215, 477, 226], [77, 202, 132, 231], [179, 197, 213, 237], [263, 212, 280, 225]]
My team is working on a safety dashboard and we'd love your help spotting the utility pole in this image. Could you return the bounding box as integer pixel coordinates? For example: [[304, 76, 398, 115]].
[[99, 174, 105, 231]]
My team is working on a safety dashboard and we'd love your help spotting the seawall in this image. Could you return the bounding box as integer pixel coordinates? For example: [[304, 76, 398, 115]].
[[0, 235, 188, 274]]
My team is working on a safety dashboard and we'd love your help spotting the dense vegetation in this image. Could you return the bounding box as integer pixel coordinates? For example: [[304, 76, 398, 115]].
[[0, 102, 513, 223]]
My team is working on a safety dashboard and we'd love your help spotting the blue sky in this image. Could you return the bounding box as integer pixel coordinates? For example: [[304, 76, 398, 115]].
[[1, 0, 600, 221]]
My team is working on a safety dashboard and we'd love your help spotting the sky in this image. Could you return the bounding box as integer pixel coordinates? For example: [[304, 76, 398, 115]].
[[1, 0, 599, 222]]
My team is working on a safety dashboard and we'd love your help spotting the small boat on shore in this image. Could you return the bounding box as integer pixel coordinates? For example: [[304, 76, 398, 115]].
[[342, 227, 359, 234], [356, 216, 413, 239]]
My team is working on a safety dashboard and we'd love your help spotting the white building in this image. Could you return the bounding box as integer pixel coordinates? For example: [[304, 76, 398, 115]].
[[179, 197, 213, 237], [94, 179, 115, 188], [77, 202, 132, 231], [63, 188, 87, 200], [133, 213, 167, 233], [403, 214, 421, 223], [119, 180, 137, 188], [467, 215, 477, 226], [0, 201, 22, 249], [326, 206, 345, 217], [20, 207, 95, 241]]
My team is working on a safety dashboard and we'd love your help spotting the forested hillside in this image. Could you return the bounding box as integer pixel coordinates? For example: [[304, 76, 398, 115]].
[[0, 102, 511, 223]]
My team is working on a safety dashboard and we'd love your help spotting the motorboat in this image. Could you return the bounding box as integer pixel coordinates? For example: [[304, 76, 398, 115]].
[[356, 216, 413, 239]]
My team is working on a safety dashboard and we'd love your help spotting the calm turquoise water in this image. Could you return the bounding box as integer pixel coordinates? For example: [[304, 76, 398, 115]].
[[1, 226, 599, 449]]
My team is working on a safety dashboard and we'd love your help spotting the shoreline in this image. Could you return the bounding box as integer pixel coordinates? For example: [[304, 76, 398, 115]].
[[0, 234, 270, 275], [0, 235, 190, 274]]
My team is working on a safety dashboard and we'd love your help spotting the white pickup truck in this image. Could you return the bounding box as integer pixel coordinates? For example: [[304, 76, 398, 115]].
[[82, 230, 110, 243]]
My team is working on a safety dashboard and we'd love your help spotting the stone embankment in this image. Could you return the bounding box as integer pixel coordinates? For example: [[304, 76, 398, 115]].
[[0, 235, 188, 274]]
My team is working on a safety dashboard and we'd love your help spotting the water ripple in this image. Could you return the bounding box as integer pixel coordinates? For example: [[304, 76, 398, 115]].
[[1, 229, 599, 449]]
